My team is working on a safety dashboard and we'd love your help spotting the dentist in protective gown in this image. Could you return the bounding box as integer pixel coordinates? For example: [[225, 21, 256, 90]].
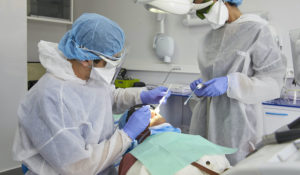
[[189, 0, 286, 165], [13, 13, 170, 175]]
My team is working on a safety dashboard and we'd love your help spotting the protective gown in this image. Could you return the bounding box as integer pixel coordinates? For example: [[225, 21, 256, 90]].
[[189, 14, 286, 165], [13, 41, 144, 175]]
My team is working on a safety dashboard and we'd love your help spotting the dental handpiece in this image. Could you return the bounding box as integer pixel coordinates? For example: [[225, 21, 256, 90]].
[[154, 84, 172, 114], [184, 83, 204, 106]]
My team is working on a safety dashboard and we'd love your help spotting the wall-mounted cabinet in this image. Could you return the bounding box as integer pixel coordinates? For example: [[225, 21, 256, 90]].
[[27, 0, 73, 24]]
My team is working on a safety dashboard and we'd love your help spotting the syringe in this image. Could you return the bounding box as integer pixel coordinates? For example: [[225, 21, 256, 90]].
[[184, 83, 204, 106]]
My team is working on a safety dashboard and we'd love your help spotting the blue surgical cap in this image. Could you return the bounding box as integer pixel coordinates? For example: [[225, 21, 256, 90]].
[[225, 0, 243, 6], [59, 13, 125, 61]]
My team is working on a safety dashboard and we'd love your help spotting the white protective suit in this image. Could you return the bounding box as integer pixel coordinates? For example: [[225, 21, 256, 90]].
[[189, 14, 286, 165], [13, 41, 145, 175]]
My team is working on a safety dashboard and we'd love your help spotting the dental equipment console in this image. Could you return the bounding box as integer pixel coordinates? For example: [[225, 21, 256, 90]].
[[224, 117, 300, 175], [247, 117, 300, 156]]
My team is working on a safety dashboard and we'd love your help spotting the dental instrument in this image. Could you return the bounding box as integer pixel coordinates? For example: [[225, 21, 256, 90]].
[[184, 83, 204, 106], [154, 84, 172, 114]]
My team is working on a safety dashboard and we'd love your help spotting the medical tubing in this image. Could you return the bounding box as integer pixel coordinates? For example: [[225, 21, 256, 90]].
[[288, 117, 300, 129], [277, 117, 300, 132], [261, 134, 276, 147], [160, 16, 165, 34], [162, 67, 181, 84], [162, 68, 175, 84], [275, 129, 300, 143]]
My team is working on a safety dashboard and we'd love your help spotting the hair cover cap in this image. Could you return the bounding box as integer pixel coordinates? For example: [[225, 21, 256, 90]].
[[59, 13, 125, 61]]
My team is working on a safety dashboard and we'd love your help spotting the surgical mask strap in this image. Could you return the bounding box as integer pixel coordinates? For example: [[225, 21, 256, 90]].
[[90, 60, 95, 69]]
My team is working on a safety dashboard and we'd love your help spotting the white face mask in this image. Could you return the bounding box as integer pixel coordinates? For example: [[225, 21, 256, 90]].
[[204, 0, 229, 30], [88, 49, 126, 85], [90, 63, 116, 85]]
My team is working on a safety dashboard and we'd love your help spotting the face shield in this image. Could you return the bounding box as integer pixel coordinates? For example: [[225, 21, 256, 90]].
[[194, 0, 215, 19], [194, 0, 228, 29], [97, 50, 127, 84], [85, 48, 127, 84]]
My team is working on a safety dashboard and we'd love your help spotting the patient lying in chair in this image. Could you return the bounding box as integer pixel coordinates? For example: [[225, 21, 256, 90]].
[[118, 105, 235, 175]]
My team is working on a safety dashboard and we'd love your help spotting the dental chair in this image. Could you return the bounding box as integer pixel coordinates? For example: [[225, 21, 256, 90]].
[[118, 104, 233, 175]]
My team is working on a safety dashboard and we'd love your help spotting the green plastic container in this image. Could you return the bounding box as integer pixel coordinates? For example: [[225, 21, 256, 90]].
[[114, 79, 140, 88]]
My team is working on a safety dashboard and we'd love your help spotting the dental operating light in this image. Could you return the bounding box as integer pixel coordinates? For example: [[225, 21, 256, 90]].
[[133, 0, 214, 63], [135, 0, 213, 14], [135, 0, 192, 14]]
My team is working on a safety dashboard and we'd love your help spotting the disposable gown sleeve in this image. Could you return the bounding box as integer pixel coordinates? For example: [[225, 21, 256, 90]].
[[64, 129, 132, 175], [112, 87, 146, 114], [39, 129, 131, 175], [22, 90, 132, 175], [227, 25, 286, 104]]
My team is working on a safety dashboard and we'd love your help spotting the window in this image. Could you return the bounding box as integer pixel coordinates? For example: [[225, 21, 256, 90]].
[[27, 0, 73, 24]]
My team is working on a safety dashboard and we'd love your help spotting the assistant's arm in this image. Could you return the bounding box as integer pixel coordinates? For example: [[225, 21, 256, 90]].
[[112, 87, 146, 114], [227, 25, 286, 104]]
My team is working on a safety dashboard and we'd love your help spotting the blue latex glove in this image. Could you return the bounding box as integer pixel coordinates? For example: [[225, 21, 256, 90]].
[[193, 77, 228, 97], [123, 106, 151, 140], [140, 86, 171, 104], [190, 78, 203, 91]]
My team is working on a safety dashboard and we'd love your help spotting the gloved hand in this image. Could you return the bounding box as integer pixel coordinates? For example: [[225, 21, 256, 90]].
[[194, 76, 228, 97], [190, 78, 203, 91], [140, 86, 171, 104], [123, 106, 151, 140]]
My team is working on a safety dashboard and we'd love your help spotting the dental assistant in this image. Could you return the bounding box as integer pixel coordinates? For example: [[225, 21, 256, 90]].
[[189, 0, 286, 164], [12, 13, 170, 175]]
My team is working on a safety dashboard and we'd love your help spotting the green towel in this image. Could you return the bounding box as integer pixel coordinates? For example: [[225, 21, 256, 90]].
[[113, 114, 123, 121], [130, 132, 236, 175]]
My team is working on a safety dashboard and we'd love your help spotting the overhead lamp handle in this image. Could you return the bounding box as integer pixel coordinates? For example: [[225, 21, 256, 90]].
[[135, 0, 154, 4], [191, 0, 214, 11]]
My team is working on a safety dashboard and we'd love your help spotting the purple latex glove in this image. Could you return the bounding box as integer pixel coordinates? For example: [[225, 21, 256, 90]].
[[194, 76, 228, 97], [123, 106, 151, 140], [140, 86, 171, 104]]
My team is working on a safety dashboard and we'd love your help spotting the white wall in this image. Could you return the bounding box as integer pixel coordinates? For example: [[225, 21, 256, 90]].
[[27, 20, 67, 62], [27, 0, 300, 84], [73, 0, 300, 71], [240, 0, 300, 69], [73, 0, 207, 73], [0, 0, 27, 172]]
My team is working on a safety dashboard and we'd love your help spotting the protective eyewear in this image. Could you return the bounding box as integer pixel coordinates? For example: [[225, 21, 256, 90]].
[[81, 45, 126, 59], [94, 49, 128, 84], [194, 0, 216, 19]]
